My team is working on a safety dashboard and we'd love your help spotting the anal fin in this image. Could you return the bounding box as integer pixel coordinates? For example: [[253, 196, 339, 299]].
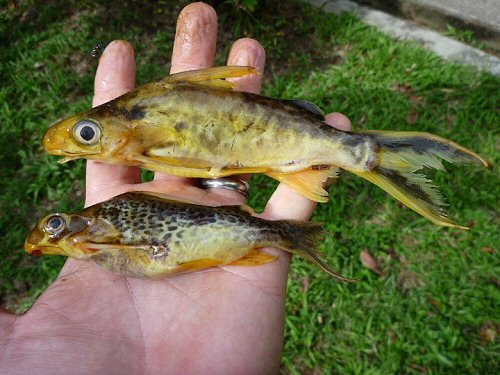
[[226, 249, 277, 267], [267, 168, 339, 202], [174, 259, 225, 274]]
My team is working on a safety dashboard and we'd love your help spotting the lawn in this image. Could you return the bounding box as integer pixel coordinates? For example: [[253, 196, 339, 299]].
[[1, 0, 498, 373]]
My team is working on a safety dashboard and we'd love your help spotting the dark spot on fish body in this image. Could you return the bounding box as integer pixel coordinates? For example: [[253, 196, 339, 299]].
[[130, 105, 147, 120], [149, 238, 162, 246], [225, 216, 237, 224], [110, 104, 147, 121], [126, 90, 139, 100], [175, 122, 186, 131], [341, 134, 366, 147], [239, 121, 254, 134], [194, 216, 217, 226]]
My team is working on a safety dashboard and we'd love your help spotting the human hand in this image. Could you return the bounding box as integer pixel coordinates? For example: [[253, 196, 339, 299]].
[[0, 3, 351, 374]]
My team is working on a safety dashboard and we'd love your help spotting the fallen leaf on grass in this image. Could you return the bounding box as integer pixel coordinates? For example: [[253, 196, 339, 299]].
[[480, 322, 497, 344], [360, 250, 384, 276], [409, 95, 423, 105], [480, 246, 495, 254], [406, 110, 419, 124], [384, 247, 399, 260]]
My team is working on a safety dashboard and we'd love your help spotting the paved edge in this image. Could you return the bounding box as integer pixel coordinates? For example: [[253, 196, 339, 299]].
[[310, 0, 500, 76]]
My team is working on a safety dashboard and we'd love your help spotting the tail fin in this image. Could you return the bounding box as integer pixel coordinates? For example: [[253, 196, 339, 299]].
[[352, 131, 489, 229], [280, 221, 359, 282]]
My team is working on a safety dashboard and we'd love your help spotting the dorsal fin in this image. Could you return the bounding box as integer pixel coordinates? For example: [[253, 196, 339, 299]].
[[158, 66, 259, 90], [285, 99, 325, 119]]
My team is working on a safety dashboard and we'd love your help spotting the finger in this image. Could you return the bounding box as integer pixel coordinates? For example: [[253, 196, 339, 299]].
[[325, 112, 352, 131], [227, 38, 266, 94], [263, 113, 352, 221], [86, 41, 141, 206], [154, 2, 217, 183], [170, 2, 218, 74]]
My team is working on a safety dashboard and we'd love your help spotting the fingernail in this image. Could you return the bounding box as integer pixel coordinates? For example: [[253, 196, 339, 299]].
[[230, 43, 265, 71]]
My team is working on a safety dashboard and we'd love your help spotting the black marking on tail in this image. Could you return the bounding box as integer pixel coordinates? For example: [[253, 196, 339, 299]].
[[371, 133, 485, 165], [280, 221, 359, 282], [378, 167, 432, 203]]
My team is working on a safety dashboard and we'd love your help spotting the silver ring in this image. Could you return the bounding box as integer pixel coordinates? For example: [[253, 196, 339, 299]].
[[200, 177, 250, 197]]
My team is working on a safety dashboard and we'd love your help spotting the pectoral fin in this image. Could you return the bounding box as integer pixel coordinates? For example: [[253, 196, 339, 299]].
[[162, 66, 259, 90], [267, 168, 339, 202], [129, 154, 213, 177], [227, 249, 278, 266], [78, 242, 165, 254]]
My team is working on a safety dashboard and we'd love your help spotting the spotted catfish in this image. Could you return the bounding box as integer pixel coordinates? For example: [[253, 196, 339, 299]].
[[42, 67, 489, 228], [24, 192, 356, 281]]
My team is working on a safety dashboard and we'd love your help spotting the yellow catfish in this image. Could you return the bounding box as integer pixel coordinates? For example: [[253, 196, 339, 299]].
[[43, 67, 489, 229]]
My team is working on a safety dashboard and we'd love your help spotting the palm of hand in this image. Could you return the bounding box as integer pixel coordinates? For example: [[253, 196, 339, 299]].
[[1, 4, 351, 374], [18, 252, 288, 374]]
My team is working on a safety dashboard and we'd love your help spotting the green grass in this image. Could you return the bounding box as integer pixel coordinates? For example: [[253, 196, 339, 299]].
[[1, 1, 499, 373]]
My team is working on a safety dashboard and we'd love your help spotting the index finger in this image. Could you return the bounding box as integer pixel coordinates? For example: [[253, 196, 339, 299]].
[[86, 40, 142, 206]]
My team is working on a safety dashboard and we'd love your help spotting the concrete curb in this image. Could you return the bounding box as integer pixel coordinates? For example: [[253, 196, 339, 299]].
[[310, 0, 500, 76]]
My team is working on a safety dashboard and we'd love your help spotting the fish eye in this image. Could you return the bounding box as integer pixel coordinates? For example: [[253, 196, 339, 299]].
[[73, 120, 101, 145], [44, 215, 66, 236]]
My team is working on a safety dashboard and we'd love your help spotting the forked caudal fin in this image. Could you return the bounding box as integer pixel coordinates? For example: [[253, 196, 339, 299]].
[[352, 131, 489, 229], [280, 221, 360, 282]]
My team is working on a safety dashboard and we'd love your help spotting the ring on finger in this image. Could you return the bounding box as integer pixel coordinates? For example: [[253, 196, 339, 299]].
[[200, 177, 250, 197]]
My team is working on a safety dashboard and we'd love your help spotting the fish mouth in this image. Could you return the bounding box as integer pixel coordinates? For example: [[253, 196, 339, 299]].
[[57, 152, 98, 164], [58, 156, 81, 163], [24, 242, 65, 256], [42, 118, 101, 158], [52, 151, 100, 163], [53, 150, 101, 164]]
